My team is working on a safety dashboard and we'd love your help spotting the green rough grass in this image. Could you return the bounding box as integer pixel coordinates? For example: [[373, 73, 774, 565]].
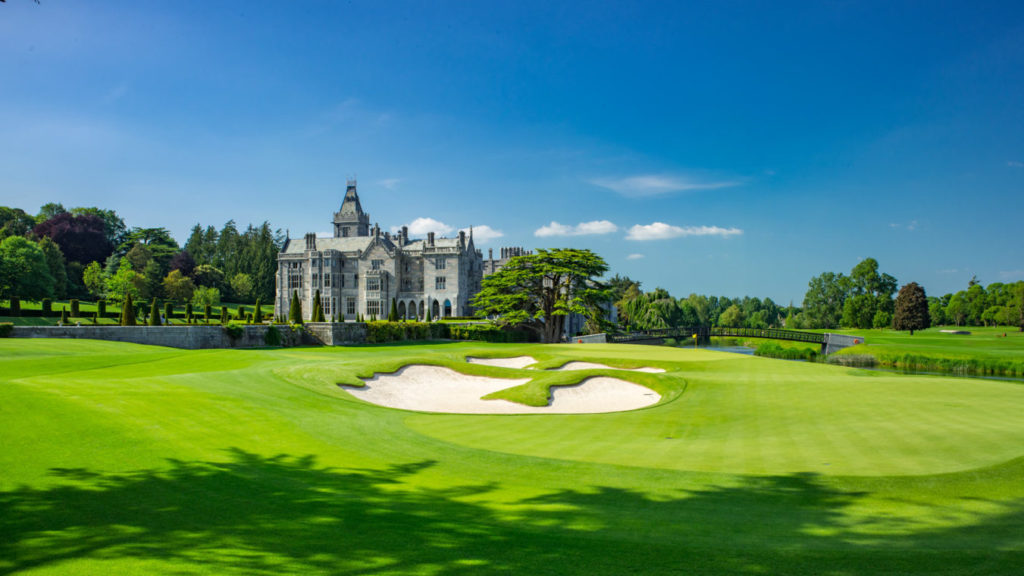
[[1, 339, 1023, 575], [832, 326, 1024, 376]]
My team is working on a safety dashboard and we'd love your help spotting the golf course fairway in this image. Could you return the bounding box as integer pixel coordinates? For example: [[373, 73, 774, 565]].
[[2, 339, 1022, 575]]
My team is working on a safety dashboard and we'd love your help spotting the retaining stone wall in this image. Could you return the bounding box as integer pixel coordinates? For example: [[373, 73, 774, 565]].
[[9, 325, 310, 350], [303, 322, 368, 345]]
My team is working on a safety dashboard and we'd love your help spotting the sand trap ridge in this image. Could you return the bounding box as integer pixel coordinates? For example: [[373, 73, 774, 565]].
[[551, 361, 666, 373], [466, 356, 537, 369], [342, 365, 660, 414]]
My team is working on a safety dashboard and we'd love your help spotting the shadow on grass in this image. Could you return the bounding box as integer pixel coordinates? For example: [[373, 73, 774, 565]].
[[1, 449, 1022, 575]]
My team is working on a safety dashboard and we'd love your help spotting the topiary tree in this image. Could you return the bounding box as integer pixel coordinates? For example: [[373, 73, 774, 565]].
[[164, 302, 174, 323], [41, 298, 52, 314], [149, 298, 161, 326], [311, 289, 325, 322], [253, 298, 263, 324], [388, 298, 398, 322], [220, 306, 229, 324], [289, 290, 303, 324], [70, 299, 80, 317], [204, 304, 212, 323], [97, 300, 106, 317], [236, 306, 246, 321], [185, 302, 193, 323], [893, 282, 930, 335], [92, 311, 99, 324], [121, 293, 136, 326], [60, 307, 68, 325]]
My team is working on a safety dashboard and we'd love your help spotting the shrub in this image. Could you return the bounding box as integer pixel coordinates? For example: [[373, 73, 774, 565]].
[[223, 322, 244, 341], [121, 294, 136, 326], [92, 312, 99, 324], [365, 321, 450, 343], [253, 298, 263, 324], [10, 297, 20, 316], [41, 298, 52, 313], [164, 302, 174, 322], [185, 302, 193, 323], [236, 306, 246, 321], [204, 304, 212, 323], [0, 323, 12, 338], [97, 300, 106, 316], [60, 307, 69, 324], [220, 307, 229, 324], [754, 342, 819, 361], [289, 290, 302, 324], [264, 325, 282, 346], [70, 299, 80, 317]]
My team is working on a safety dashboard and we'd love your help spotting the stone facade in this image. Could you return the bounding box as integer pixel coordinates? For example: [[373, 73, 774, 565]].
[[275, 180, 486, 322]]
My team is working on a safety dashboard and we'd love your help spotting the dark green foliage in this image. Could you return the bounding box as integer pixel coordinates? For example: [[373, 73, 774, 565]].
[[253, 298, 263, 324], [97, 300, 106, 316], [120, 294, 136, 326], [184, 220, 281, 302], [93, 311, 99, 324], [0, 322, 12, 337], [204, 304, 212, 323], [893, 282, 930, 335], [220, 307, 229, 324], [365, 321, 450, 343], [60, 307, 68, 324], [185, 302, 193, 323], [234, 306, 245, 321], [289, 290, 302, 324], [9, 297, 20, 316], [388, 299, 398, 322], [164, 302, 174, 321], [264, 324, 281, 346], [41, 298, 52, 313], [149, 298, 161, 326], [311, 290, 325, 323]]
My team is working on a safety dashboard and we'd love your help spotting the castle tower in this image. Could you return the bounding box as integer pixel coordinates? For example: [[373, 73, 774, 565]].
[[333, 179, 370, 238]]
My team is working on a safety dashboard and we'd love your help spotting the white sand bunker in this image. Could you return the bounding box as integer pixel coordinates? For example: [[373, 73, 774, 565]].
[[343, 365, 660, 414], [551, 361, 666, 373], [466, 356, 537, 369]]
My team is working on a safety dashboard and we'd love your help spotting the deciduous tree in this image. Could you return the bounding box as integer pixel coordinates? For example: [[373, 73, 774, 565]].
[[893, 282, 930, 335]]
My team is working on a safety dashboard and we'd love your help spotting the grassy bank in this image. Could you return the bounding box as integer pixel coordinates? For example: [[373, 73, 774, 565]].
[[2, 339, 1023, 574], [830, 326, 1024, 376]]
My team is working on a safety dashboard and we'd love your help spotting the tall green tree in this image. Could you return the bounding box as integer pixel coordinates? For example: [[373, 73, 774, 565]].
[[311, 289, 325, 322], [472, 248, 610, 343], [289, 290, 303, 324], [106, 258, 143, 303], [893, 282, 930, 335], [0, 236, 55, 301], [37, 236, 68, 299], [83, 261, 106, 299], [120, 293, 137, 326], [802, 272, 849, 329], [149, 298, 161, 326]]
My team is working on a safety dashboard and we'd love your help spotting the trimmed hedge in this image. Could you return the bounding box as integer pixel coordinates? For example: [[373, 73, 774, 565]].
[[449, 324, 534, 343], [365, 321, 450, 343], [0, 322, 12, 337]]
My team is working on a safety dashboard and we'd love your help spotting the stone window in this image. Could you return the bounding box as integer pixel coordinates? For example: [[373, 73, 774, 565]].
[[366, 277, 380, 291], [324, 273, 331, 288], [346, 299, 355, 316], [342, 227, 350, 237], [435, 258, 446, 269], [435, 276, 446, 290], [367, 301, 381, 317], [322, 296, 332, 317], [372, 259, 384, 270], [288, 263, 302, 289]]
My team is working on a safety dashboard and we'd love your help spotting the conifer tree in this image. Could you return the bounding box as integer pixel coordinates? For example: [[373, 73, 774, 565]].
[[389, 298, 398, 322], [220, 306, 229, 324], [185, 302, 193, 323], [165, 302, 174, 323], [121, 294, 136, 326], [311, 289, 325, 322], [60, 307, 68, 325], [253, 298, 263, 323], [204, 304, 212, 323], [289, 290, 303, 324], [149, 298, 161, 326]]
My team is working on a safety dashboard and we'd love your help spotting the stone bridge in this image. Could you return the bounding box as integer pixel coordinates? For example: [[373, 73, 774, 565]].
[[606, 326, 865, 354]]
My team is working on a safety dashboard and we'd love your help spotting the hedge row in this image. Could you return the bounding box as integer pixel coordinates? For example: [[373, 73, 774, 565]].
[[449, 324, 534, 343], [0, 323, 12, 338], [365, 322, 451, 343]]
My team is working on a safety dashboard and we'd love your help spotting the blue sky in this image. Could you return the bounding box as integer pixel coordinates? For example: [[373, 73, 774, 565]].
[[2, 1, 1022, 302]]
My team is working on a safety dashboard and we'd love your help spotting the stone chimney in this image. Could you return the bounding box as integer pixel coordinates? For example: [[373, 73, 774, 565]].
[[304, 233, 316, 251], [458, 230, 466, 247], [427, 232, 435, 246], [401, 226, 409, 245]]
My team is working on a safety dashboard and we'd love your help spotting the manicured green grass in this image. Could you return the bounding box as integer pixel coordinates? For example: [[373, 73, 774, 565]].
[[1, 339, 1022, 574], [832, 326, 1024, 375]]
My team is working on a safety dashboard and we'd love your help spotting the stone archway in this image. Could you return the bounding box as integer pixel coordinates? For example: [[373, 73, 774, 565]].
[[431, 300, 440, 320], [443, 299, 452, 318], [397, 301, 406, 319], [408, 300, 416, 320]]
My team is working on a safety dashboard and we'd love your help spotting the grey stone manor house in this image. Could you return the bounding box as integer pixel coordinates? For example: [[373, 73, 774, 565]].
[[275, 180, 524, 322]]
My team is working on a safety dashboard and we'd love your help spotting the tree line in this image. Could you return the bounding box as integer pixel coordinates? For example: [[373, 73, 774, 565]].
[[0, 203, 283, 308]]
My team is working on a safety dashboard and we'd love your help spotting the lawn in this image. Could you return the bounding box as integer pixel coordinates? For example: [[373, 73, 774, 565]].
[[1, 339, 1022, 574]]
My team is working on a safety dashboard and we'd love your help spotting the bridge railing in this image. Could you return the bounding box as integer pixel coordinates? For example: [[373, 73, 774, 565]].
[[710, 326, 825, 344]]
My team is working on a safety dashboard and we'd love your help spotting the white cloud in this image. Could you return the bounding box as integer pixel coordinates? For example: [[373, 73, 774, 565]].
[[1008, 161, 1023, 168], [377, 178, 402, 190], [625, 222, 743, 241], [590, 174, 741, 197], [534, 220, 618, 237], [626, 253, 645, 260], [460, 225, 504, 243], [392, 217, 453, 236], [889, 220, 919, 231]]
